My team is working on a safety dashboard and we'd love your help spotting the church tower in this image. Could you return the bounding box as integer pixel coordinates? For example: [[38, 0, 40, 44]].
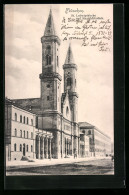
[[63, 44, 78, 123], [39, 9, 62, 113], [39, 9, 62, 159]]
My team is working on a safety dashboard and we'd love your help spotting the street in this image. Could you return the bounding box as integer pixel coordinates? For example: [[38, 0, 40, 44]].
[[6, 158, 114, 175]]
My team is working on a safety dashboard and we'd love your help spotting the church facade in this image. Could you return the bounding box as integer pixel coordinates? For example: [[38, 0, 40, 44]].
[[5, 10, 111, 161]]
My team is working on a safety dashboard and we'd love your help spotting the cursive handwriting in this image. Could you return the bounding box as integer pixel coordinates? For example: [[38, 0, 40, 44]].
[[61, 9, 112, 52]]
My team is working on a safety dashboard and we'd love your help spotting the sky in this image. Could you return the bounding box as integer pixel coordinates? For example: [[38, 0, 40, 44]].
[[5, 4, 113, 141]]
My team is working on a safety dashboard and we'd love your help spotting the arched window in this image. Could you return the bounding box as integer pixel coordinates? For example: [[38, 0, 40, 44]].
[[15, 113, 17, 121], [31, 132, 33, 139], [27, 131, 29, 139], [23, 116, 25, 124], [66, 106, 69, 117], [57, 56, 58, 66], [27, 145, 29, 152], [67, 78, 72, 86], [47, 29, 50, 33], [47, 96, 50, 101], [27, 117, 29, 124], [20, 130, 22, 137], [88, 130, 91, 135], [20, 115, 22, 123], [46, 55, 51, 65], [14, 129, 17, 136], [31, 119, 33, 126], [31, 145, 33, 152], [23, 130, 25, 138], [46, 45, 51, 54], [20, 144, 22, 152], [14, 143, 17, 151]]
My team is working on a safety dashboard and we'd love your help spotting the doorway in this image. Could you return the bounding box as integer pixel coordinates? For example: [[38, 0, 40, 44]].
[[23, 143, 26, 156]]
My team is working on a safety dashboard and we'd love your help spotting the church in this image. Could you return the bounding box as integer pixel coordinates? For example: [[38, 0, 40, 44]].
[[5, 9, 111, 161]]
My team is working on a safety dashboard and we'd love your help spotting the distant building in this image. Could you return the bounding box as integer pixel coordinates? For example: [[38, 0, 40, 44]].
[[79, 122, 111, 157], [5, 9, 111, 161]]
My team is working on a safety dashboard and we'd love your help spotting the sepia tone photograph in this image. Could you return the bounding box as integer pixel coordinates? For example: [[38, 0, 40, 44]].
[[5, 4, 114, 176]]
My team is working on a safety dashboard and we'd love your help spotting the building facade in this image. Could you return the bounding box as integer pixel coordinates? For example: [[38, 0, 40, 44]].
[[79, 122, 111, 157], [5, 9, 111, 161]]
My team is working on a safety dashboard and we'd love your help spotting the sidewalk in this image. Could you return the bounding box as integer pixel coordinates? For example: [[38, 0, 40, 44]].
[[6, 156, 111, 169]]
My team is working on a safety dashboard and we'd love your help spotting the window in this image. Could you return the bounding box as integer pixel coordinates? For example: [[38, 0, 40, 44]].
[[20, 115, 22, 123], [27, 117, 29, 124], [88, 130, 91, 135], [27, 145, 29, 152], [15, 113, 17, 121], [20, 130, 22, 137], [27, 131, 29, 139], [57, 56, 58, 66], [47, 84, 50, 88], [66, 106, 69, 117], [23, 116, 25, 124], [31, 145, 33, 152], [23, 130, 25, 138], [36, 116, 38, 128], [20, 144, 22, 152], [47, 96, 50, 101], [14, 143, 16, 151], [31, 119, 33, 126], [31, 132, 33, 139], [46, 45, 51, 54], [46, 55, 51, 65], [67, 78, 72, 86], [14, 129, 17, 136]]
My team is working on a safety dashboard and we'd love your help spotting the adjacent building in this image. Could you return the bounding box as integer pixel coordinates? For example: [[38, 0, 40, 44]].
[[79, 122, 111, 157]]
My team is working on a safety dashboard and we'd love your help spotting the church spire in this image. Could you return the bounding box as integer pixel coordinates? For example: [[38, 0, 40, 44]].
[[65, 44, 75, 64], [44, 9, 57, 36]]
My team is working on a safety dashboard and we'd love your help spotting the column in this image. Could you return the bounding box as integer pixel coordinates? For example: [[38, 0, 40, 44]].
[[38, 136, 40, 159], [76, 137, 78, 158], [42, 136, 44, 159], [69, 141, 71, 155], [67, 138, 68, 155], [55, 131, 59, 158], [46, 137, 48, 159], [49, 138, 52, 159], [42, 137, 44, 159], [65, 138, 67, 157], [78, 137, 80, 157], [33, 135, 36, 159], [71, 136, 73, 156], [84, 134, 86, 157], [61, 131, 64, 158]]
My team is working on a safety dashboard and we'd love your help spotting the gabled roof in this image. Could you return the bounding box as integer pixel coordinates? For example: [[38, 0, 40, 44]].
[[44, 9, 57, 36], [78, 122, 95, 129], [79, 121, 111, 139], [64, 44, 75, 64]]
